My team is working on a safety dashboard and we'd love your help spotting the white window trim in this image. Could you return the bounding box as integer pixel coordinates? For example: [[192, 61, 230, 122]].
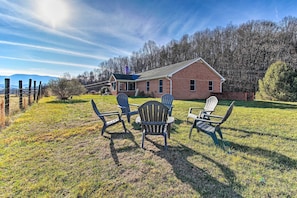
[[209, 81, 213, 91], [159, 79, 163, 93], [190, 79, 196, 91], [146, 81, 150, 92]]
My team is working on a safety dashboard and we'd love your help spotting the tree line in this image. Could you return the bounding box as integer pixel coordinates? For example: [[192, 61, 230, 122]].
[[78, 16, 297, 92]]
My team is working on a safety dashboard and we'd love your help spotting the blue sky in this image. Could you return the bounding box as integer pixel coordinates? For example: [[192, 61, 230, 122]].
[[0, 0, 296, 77]]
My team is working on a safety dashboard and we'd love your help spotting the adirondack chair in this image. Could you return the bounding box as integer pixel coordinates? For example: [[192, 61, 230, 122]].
[[189, 101, 235, 145], [138, 101, 169, 150], [91, 99, 127, 135], [161, 94, 174, 116], [116, 93, 139, 123], [186, 96, 218, 123]]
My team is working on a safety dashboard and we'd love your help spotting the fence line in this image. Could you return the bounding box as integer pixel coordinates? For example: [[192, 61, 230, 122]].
[[0, 78, 43, 129]]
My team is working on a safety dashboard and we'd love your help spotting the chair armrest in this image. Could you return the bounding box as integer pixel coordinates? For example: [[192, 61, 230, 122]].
[[206, 114, 224, 119], [195, 118, 222, 125], [117, 105, 127, 109], [201, 110, 214, 113], [101, 111, 121, 116], [130, 103, 140, 107]]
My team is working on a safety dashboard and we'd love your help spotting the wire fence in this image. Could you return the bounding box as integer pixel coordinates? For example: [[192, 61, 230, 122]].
[[0, 78, 43, 129]]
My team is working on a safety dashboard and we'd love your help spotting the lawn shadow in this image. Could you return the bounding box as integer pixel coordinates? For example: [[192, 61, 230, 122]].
[[224, 127, 297, 142], [228, 141, 297, 170], [222, 100, 297, 109], [103, 131, 139, 166], [146, 139, 243, 197], [47, 99, 89, 104]]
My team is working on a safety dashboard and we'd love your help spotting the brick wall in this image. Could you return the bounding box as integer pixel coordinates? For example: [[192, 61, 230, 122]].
[[172, 61, 223, 99]]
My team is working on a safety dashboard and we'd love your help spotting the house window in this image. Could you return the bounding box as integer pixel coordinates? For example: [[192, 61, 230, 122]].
[[209, 81, 213, 91], [146, 81, 150, 92], [159, 79, 163, 93], [190, 80, 196, 91], [128, 82, 135, 90]]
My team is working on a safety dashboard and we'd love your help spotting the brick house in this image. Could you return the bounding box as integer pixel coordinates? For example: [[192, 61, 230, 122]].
[[109, 58, 225, 100]]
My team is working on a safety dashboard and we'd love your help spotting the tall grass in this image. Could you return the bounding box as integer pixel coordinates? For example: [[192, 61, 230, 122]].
[[0, 94, 32, 130], [0, 95, 297, 197], [0, 98, 4, 128]]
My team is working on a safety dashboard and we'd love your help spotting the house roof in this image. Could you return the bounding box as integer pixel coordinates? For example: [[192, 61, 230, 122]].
[[136, 57, 225, 82], [110, 58, 225, 82]]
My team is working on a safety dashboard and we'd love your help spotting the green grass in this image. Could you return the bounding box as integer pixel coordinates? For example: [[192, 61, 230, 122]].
[[1, 95, 297, 197]]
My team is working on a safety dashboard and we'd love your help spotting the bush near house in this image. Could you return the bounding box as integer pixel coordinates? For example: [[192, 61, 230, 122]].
[[257, 61, 297, 101]]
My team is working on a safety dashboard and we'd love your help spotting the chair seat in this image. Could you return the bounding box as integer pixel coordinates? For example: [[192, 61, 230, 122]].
[[106, 118, 121, 126], [187, 113, 198, 120], [91, 99, 127, 135], [196, 121, 216, 133], [189, 101, 235, 145]]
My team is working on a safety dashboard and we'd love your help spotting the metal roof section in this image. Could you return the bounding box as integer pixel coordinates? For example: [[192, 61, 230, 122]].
[[111, 74, 140, 81]]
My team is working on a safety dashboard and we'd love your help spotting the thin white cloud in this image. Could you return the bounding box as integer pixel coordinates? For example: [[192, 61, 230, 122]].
[[0, 56, 98, 69], [0, 40, 107, 60]]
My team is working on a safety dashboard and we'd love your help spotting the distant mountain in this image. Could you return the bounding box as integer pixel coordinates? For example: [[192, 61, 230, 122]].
[[0, 74, 58, 90]]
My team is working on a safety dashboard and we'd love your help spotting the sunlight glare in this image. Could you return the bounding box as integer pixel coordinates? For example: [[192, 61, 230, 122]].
[[37, 0, 70, 28]]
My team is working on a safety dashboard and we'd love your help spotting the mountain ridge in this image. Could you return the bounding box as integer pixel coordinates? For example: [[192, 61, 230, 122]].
[[0, 74, 58, 89]]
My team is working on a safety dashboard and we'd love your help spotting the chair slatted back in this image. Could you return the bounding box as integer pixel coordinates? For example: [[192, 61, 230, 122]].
[[204, 96, 218, 112], [138, 101, 168, 134], [116, 93, 130, 114], [161, 94, 174, 116], [91, 99, 106, 123], [221, 101, 235, 124]]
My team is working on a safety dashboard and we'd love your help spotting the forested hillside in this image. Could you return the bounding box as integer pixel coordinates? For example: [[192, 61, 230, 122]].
[[78, 16, 297, 92]]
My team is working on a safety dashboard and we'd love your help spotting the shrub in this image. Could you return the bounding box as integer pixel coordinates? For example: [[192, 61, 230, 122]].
[[257, 61, 297, 101], [48, 78, 87, 100]]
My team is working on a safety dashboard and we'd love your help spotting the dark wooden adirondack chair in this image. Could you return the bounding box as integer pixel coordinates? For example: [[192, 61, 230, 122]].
[[187, 96, 218, 123], [91, 99, 127, 135], [189, 101, 235, 145], [161, 94, 174, 116], [138, 101, 169, 150], [116, 93, 139, 123]]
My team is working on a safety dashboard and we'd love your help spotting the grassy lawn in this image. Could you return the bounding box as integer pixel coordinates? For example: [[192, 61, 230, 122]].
[[0, 94, 297, 197]]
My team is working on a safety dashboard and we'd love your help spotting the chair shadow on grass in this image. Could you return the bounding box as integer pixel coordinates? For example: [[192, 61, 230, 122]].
[[226, 141, 297, 170], [218, 100, 297, 109], [224, 127, 297, 142], [146, 138, 243, 197], [103, 130, 139, 166]]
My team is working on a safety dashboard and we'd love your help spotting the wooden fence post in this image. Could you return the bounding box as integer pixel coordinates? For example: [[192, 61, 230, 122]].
[[19, 80, 23, 110], [28, 79, 32, 105], [37, 81, 42, 103], [33, 80, 36, 102], [4, 78, 10, 116]]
